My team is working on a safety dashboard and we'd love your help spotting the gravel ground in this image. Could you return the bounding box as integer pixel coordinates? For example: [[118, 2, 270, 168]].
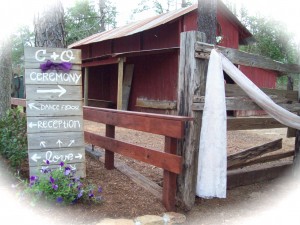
[[0, 124, 298, 225]]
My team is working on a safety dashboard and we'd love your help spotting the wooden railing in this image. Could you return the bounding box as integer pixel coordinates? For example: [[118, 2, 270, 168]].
[[10, 98, 191, 210], [83, 106, 191, 211]]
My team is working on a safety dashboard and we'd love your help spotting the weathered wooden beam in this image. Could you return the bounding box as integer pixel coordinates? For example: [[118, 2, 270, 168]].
[[195, 42, 300, 74], [85, 146, 163, 200], [227, 162, 292, 189], [227, 139, 282, 168], [136, 98, 177, 110], [228, 150, 294, 170], [227, 117, 286, 130], [293, 78, 300, 176], [193, 96, 300, 112], [117, 57, 125, 110], [11, 98, 26, 107], [122, 64, 134, 110], [225, 84, 298, 102], [177, 31, 207, 210], [84, 67, 89, 106]]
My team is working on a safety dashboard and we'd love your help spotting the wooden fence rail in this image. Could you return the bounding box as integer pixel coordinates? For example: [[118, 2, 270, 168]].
[[10, 99, 191, 210], [83, 106, 191, 211]]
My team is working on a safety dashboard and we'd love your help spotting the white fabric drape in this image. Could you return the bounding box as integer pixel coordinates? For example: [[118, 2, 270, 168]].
[[196, 49, 227, 198], [221, 53, 300, 130], [196, 49, 300, 199]]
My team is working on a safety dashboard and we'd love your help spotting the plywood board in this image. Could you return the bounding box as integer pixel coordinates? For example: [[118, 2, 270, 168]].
[[25, 69, 82, 85], [122, 64, 134, 110], [27, 116, 84, 133], [26, 100, 83, 117], [26, 84, 82, 101], [28, 147, 85, 166], [24, 46, 85, 177], [28, 132, 84, 150]]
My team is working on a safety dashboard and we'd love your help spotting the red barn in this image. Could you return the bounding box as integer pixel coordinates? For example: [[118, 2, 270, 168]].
[[70, 1, 278, 115]]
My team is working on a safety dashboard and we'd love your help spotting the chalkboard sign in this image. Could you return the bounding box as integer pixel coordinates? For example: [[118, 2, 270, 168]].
[[24, 47, 85, 177]]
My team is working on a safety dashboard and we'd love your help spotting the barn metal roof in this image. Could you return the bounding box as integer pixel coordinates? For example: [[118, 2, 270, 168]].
[[69, 3, 252, 48]]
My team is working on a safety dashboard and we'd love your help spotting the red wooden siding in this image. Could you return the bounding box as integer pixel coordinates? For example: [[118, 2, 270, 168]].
[[143, 22, 180, 50], [239, 66, 277, 88], [127, 52, 178, 112], [216, 11, 239, 48], [114, 34, 141, 53], [236, 66, 277, 117], [88, 65, 118, 103], [91, 40, 112, 57], [182, 10, 197, 32]]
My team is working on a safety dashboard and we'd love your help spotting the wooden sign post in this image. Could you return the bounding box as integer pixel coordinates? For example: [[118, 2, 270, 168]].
[[24, 47, 85, 177]]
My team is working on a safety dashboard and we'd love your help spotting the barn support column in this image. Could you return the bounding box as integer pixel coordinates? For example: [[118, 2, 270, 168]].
[[84, 67, 89, 106], [294, 77, 300, 177], [117, 57, 126, 110], [177, 0, 217, 210], [177, 31, 207, 210]]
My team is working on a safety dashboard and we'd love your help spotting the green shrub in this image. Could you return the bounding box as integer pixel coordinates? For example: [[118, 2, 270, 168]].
[[25, 161, 102, 205], [0, 108, 28, 169]]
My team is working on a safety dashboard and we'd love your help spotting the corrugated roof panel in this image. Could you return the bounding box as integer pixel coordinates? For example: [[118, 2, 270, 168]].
[[69, 3, 251, 48], [69, 4, 197, 48]]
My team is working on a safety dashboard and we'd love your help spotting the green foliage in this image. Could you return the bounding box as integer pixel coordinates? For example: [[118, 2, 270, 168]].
[[25, 163, 102, 205], [65, 0, 117, 45], [224, 3, 298, 65], [11, 25, 34, 74], [240, 14, 298, 64], [132, 0, 193, 17], [0, 108, 27, 169]]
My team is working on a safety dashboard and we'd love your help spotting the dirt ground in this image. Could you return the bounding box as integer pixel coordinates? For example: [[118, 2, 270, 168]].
[[0, 123, 299, 225]]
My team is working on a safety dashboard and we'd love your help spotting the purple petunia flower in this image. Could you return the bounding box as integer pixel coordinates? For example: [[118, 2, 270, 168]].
[[64, 166, 71, 176], [77, 189, 84, 198], [88, 190, 94, 198], [52, 184, 58, 190], [56, 197, 63, 203], [46, 160, 50, 165], [29, 176, 38, 186], [49, 176, 55, 184], [59, 161, 64, 167], [30, 176, 38, 182], [40, 166, 50, 174], [98, 186, 102, 193]]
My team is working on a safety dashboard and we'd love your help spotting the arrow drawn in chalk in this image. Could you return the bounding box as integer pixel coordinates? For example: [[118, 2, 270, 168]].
[[31, 154, 41, 162], [56, 140, 63, 148], [40, 141, 46, 148], [28, 103, 40, 110], [28, 122, 37, 128], [36, 85, 66, 97], [75, 153, 82, 159], [68, 140, 75, 147]]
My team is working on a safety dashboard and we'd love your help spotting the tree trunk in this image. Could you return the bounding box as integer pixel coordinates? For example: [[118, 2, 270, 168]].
[[0, 37, 12, 118], [197, 0, 217, 44], [99, 0, 106, 32], [34, 0, 66, 48]]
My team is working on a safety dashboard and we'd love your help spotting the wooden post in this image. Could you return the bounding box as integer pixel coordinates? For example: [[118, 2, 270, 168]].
[[163, 136, 178, 211], [117, 58, 125, 110], [105, 124, 115, 170], [287, 75, 296, 137], [294, 77, 300, 176], [177, 31, 207, 210], [84, 67, 89, 106]]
